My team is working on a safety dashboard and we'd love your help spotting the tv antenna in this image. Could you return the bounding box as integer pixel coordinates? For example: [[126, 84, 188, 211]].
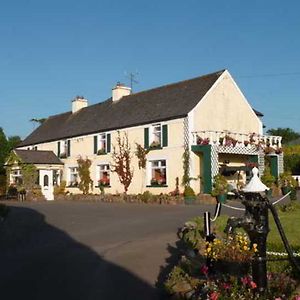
[[125, 71, 139, 91]]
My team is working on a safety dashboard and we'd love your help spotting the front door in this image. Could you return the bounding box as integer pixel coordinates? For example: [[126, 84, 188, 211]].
[[39, 170, 54, 201]]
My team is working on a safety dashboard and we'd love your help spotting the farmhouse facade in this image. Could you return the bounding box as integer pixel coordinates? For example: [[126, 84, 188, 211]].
[[9, 69, 283, 200]]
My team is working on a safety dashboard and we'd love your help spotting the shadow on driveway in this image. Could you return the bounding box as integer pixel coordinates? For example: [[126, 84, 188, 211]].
[[0, 206, 160, 300]]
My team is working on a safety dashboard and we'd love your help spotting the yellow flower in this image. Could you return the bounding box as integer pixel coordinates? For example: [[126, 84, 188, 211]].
[[207, 247, 211, 253]]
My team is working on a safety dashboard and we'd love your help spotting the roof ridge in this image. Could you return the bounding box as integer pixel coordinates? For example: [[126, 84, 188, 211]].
[[122, 69, 226, 99]]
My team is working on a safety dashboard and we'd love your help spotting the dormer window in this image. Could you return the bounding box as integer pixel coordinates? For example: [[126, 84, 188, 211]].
[[93, 133, 111, 155]]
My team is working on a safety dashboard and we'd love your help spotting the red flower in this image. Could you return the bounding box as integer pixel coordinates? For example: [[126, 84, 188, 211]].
[[250, 281, 257, 289], [222, 282, 231, 290], [210, 291, 219, 300], [200, 265, 208, 275]]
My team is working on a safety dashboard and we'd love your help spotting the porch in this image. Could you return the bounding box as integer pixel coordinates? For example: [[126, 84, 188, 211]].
[[191, 131, 284, 193]]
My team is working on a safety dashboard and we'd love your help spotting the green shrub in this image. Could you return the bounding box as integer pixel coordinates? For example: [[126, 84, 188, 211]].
[[261, 166, 275, 188], [140, 191, 153, 203], [183, 186, 195, 197], [54, 180, 66, 195], [211, 174, 228, 197]]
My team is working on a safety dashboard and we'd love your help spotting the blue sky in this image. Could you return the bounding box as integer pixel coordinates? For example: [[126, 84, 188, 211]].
[[1, 0, 300, 139]]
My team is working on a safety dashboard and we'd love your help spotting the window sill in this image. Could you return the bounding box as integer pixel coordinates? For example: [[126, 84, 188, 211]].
[[146, 185, 168, 188], [95, 185, 111, 188], [96, 151, 107, 156], [148, 146, 163, 151]]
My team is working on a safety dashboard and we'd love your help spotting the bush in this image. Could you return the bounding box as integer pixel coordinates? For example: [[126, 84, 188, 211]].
[[211, 174, 228, 197], [184, 186, 196, 197], [54, 180, 66, 195], [261, 166, 275, 188], [140, 191, 154, 203]]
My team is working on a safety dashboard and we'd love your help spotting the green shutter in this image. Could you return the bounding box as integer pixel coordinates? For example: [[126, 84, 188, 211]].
[[106, 133, 111, 153], [57, 141, 60, 157], [67, 140, 71, 157], [162, 124, 168, 147], [144, 128, 149, 149], [93, 136, 98, 154]]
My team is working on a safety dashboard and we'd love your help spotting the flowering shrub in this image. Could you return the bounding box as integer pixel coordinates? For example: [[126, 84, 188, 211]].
[[196, 136, 210, 145], [205, 233, 258, 263]]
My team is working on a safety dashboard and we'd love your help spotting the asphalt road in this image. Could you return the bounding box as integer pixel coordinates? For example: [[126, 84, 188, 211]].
[[0, 201, 237, 300]]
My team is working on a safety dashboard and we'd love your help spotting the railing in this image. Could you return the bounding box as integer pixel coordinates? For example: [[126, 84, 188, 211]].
[[192, 130, 282, 150]]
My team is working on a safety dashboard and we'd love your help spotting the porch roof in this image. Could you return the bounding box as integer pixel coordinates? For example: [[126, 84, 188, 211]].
[[14, 150, 63, 165]]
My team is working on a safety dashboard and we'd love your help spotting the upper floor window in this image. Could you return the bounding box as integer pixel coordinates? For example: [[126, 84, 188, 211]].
[[94, 133, 111, 155], [150, 124, 161, 148], [144, 124, 168, 150], [57, 140, 71, 158]]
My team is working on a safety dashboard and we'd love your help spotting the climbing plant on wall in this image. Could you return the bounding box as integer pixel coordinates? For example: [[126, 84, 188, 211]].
[[77, 157, 93, 194], [111, 131, 133, 193]]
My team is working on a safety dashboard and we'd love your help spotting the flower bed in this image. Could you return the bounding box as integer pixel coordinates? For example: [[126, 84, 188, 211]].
[[164, 216, 300, 299]]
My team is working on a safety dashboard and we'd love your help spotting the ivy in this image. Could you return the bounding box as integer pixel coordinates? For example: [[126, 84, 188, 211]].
[[135, 143, 149, 169], [77, 157, 93, 194], [182, 148, 190, 187]]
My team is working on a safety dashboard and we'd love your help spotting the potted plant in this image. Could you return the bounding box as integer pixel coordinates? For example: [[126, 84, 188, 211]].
[[184, 185, 196, 205], [149, 141, 161, 149], [211, 174, 228, 203], [279, 172, 297, 200], [261, 166, 275, 197], [97, 148, 106, 155]]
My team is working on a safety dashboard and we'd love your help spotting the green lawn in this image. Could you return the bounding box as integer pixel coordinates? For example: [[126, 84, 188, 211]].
[[214, 203, 300, 252]]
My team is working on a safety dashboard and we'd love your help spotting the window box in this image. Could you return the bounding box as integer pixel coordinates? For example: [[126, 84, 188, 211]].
[[149, 141, 162, 150], [59, 152, 67, 159], [146, 184, 168, 188], [97, 149, 107, 155]]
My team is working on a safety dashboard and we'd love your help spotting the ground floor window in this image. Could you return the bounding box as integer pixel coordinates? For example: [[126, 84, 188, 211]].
[[69, 167, 79, 187], [150, 160, 167, 186], [10, 169, 22, 185], [98, 164, 110, 186]]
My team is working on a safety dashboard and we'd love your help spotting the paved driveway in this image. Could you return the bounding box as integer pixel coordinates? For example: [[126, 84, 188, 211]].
[[0, 201, 234, 300]]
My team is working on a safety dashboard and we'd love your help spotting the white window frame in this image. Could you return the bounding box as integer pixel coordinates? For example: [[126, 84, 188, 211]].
[[98, 133, 107, 153], [147, 159, 167, 186], [10, 168, 22, 185], [97, 164, 110, 186], [68, 167, 79, 187], [149, 124, 162, 148]]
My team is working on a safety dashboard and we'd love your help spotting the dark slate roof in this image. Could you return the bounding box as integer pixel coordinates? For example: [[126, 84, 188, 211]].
[[14, 150, 63, 165], [19, 69, 263, 146]]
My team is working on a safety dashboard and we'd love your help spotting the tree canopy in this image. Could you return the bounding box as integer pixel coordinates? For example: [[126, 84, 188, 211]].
[[266, 127, 300, 144], [0, 128, 22, 175]]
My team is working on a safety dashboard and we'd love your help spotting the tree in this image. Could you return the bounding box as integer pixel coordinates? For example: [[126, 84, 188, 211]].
[[111, 131, 133, 193], [0, 128, 8, 175], [7, 136, 22, 150], [266, 127, 300, 144]]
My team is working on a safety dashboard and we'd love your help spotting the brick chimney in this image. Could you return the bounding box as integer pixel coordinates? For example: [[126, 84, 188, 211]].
[[72, 96, 88, 113], [112, 82, 131, 102]]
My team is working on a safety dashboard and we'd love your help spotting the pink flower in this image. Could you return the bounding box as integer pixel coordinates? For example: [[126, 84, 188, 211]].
[[223, 282, 231, 290], [275, 298, 282, 300], [200, 265, 209, 275], [293, 296, 300, 300], [210, 291, 219, 300], [250, 281, 257, 289], [241, 276, 251, 285]]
